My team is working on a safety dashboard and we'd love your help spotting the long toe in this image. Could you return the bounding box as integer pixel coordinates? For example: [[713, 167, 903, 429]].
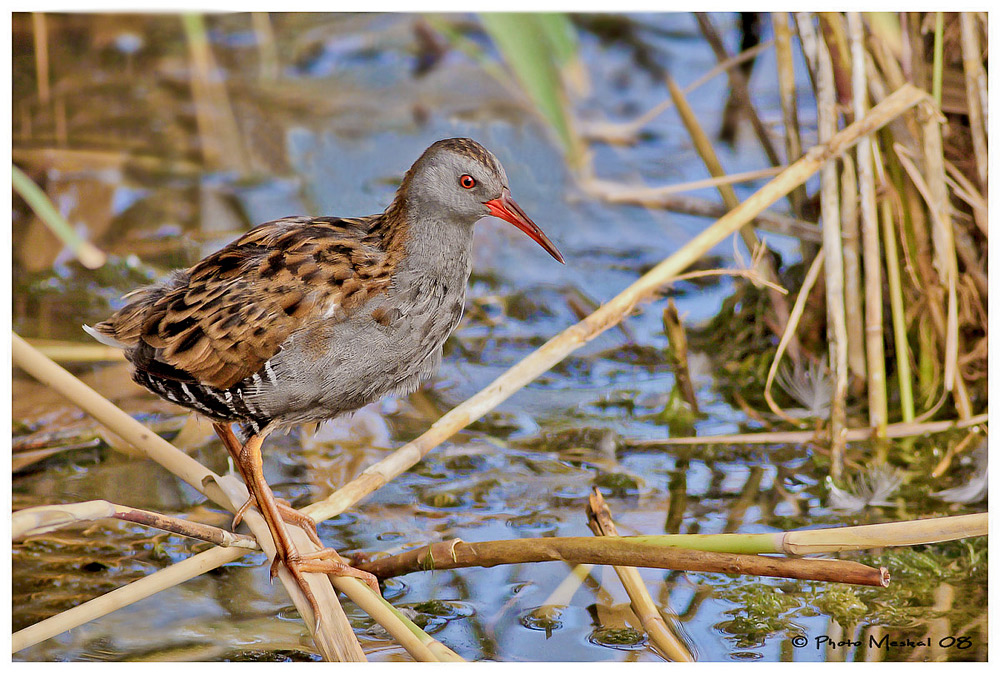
[[294, 548, 382, 596]]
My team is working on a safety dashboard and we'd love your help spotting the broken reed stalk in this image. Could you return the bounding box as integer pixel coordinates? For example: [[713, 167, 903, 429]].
[[586, 490, 693, 662], [817, 27, 848, 478], [357, 537, 889, 588], [12, 500, 259, 550], [303, 82, 927, 526], [662, 300, 698, 413], [629, 411, 988, 446]]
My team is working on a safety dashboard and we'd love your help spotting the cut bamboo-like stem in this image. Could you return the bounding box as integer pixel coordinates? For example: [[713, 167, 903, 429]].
[[357, 537, 890, 588], [304, 82, 927, 526], [586, 490, 694, 662]]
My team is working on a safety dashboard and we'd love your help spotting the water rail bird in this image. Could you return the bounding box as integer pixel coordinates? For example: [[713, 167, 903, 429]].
[[86, 137, 564, 616]]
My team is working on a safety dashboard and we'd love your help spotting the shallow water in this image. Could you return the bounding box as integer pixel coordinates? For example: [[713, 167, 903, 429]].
[[12, 12, 987, 662]]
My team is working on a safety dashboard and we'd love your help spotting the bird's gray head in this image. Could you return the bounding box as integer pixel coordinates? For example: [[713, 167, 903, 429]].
[[397, 138, 564, 263]]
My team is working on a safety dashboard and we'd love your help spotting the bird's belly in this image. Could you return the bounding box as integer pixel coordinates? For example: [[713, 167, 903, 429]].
[[258, 286, 465, 425]]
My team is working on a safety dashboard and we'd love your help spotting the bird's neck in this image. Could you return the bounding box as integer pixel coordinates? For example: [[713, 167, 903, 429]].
[[381, 194, 476, 279]]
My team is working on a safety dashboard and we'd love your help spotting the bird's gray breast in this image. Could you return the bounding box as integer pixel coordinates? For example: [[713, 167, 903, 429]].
[[252, 265, 469, 425]]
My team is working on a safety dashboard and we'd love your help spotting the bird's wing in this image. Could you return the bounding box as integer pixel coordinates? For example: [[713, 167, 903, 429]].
[[91, 215, 395, 390]]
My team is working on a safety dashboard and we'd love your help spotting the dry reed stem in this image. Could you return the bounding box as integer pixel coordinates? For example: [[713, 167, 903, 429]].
[[930, 429, 981, 479], [772, 13, 807, 216], [582, 180, 823, 242], [917, 103, 967, 419], [818, 23, 848, 476], [881, 193, 915, 422], [892, 143, 972, 418], [250, 12, 279, 82], [12, 500, 259, 550], [12, 545, 248, 653], [12, 333, 228, 508], [12, 165, 107, 270], [182, 13, 246, 172], [779, 513, 987, 554], [24, 339, 127, 362], [579, 39, 772, 144], [958, 13, 987, 194], [32, 13, 50, 105], [839, 154, 867, 380], [629, 411, 988, 446], [355, 537, 890, 588], [662, 300, 698, 413], [542, 563, 594, 607], [850, 15, 889, 438], [763, 248, 824, 425], [304, 82, 927, 527], [942, 160, 987, 239], [333, 578, 460, 662], [586, 490, 693, 662]]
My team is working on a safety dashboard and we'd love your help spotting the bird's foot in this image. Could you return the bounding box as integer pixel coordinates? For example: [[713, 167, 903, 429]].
[[293, 548, 382, 596], [233, 496, 323, 547]]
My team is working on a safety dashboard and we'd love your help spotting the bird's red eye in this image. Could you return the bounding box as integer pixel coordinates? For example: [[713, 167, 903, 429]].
[[459, 174, 476, 189]]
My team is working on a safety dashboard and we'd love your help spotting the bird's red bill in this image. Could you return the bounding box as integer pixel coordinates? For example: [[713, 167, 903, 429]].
[[484, 189, 565, 264]]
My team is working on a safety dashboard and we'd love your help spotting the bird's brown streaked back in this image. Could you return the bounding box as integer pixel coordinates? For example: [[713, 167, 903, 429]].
[[91, 215, 407, 390]]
